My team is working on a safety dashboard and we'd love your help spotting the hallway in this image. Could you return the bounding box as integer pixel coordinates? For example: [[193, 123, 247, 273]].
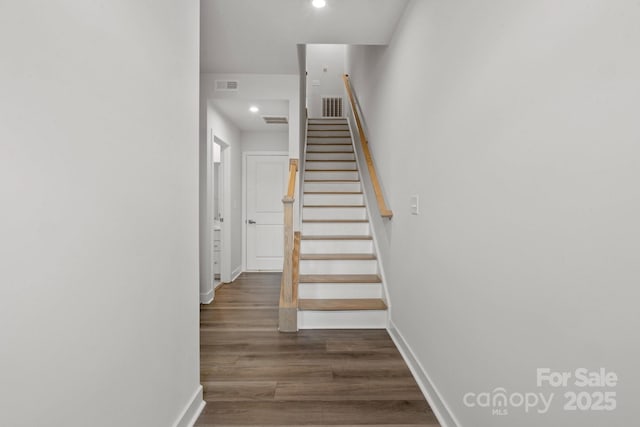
[[195, 273, 439, 426]]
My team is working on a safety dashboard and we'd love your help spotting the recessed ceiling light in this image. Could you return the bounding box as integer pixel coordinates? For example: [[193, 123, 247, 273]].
[[249, 106, 259, 113], [312, 0, 326, 8]]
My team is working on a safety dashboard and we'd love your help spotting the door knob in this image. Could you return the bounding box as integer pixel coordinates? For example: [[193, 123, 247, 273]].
[[247, 219, 256, 224]]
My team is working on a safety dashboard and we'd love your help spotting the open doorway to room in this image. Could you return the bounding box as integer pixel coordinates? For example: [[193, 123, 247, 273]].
[[212, 136, 228, 288], [200, 129, 231, 304]]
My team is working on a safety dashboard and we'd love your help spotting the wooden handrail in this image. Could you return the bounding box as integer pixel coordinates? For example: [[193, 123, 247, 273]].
[[342, 74, 393, 219], [279, 158, 299, 332]]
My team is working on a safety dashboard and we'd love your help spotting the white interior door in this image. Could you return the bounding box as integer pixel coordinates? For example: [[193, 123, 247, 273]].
[[246, 154, 289, 271]]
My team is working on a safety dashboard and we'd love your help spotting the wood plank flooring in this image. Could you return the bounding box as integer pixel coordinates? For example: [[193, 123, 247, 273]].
[[195, 272, 439, 426]]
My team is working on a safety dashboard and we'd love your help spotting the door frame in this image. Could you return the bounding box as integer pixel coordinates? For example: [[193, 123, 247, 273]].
[[213, 136, 231, 285], [242, 151, 289, 271], [202, 132, 232, 304]]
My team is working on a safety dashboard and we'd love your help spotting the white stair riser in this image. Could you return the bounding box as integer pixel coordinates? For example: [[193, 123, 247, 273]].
[[298, 310, 388, 329], [302, 222, 369, 236], [307, 137, 352, 144], [306, 161, 357, 171], [308, 130, 351, 137], [306, 152, 355, 161], [308, 119, 347, 125], [308, 125, 349, 131], [303, 207, 367, 220], [305, 171, 359, 181], [304, 182, 361, 192], [298, 283, 382, 299], [307, 144, 353, 152], [300, 259, 378, 275], [300, 239, 374, 254], [304, 194, 364, 206]]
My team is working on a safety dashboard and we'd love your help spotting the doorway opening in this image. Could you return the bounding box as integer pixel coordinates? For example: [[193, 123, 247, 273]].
[[212, 138, 225, 288]]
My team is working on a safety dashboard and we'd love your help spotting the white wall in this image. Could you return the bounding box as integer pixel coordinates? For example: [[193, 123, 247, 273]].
[[241, 131, 289, 153], [346, 1, 640, 426], [298, 44, 308, 224], [0, 2, 202, 426], [307, 44, 346, 118]]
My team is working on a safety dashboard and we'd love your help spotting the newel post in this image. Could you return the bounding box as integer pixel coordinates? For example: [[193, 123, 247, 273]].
[[279, 195, 297, 332]]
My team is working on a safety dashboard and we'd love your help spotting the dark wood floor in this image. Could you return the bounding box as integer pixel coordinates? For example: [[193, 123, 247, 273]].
[[195, 272, 439, 426]]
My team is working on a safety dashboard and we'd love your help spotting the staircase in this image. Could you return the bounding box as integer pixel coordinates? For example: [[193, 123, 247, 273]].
[[298, 118, 388, 329]]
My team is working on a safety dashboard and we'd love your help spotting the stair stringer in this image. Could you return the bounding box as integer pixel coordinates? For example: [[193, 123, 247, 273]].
[[344, 114, 393, 320]]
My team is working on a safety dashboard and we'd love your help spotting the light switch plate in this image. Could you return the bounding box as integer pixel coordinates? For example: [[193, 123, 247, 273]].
[[410, 194, 419, 215]]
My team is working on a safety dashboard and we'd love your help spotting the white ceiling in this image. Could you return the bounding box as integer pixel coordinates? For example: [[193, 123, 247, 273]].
[[200, 0, 409, 74], [211, 99, 289, 132]]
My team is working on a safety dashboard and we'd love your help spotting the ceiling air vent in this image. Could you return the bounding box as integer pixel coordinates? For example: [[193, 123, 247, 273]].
[[262, 116, 288, 125], [214, 80, 239, 91]]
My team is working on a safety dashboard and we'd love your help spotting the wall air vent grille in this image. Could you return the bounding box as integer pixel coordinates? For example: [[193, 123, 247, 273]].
[[322, 97, 343, 117], [214, 80, 239, 91], [262, 116, 288, 125]]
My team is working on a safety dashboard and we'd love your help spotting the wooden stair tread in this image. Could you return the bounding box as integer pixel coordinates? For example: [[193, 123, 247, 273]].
[[304, 191, 362, 195], [299, 274, 382, 283], [307, 151, 353, 154], [302, 205, 366, 208], [302, 219, 368, 223], [304, 179, 360, 182], [300, 254, 376, 260], [307, 143, 352, 146], [300, 235, 372, 240], [298, 298, 387, 311], [305, 169, 359, 172], [306, 160, 355, 162]]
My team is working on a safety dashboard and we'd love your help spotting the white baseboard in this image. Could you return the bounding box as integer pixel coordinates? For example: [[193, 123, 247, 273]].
[[231, 266, 242, 282], [200, 288, 214, 305], [172, 385, 205, 427], [388, 321, 460, 427]]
